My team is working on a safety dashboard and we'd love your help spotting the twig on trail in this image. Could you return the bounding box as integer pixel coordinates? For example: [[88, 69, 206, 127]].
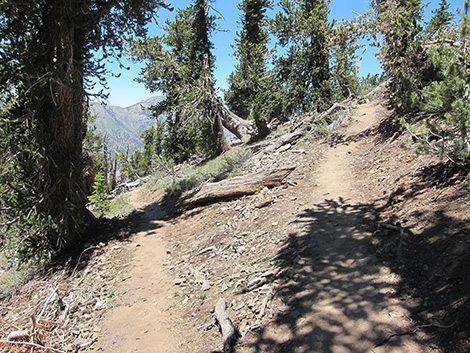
[[198, 319, 216, 331], [379, 222, 407, 259], [0, 339, 66, 353], [198, 246, 216, 255], [214, 298, 238, 352], [257, 288, 274, 319], [233, 277, 268, 295], [71, 246, 99, 278], [374, 327, 422, 348], [38, 285, 59, 321], [378, 131, 401, 153], [379, 222, 405, 234], [244, 322, 264, 334], [374, 321, 456, 348], [76, 338, 96, 349]]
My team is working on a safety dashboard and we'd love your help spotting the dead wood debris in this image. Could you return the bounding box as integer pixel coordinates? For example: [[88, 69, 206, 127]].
[[214, 298, 238, 352], [182, 167, 295, 208], [166, 152, 311, 349], [0, 242, 128, 352]]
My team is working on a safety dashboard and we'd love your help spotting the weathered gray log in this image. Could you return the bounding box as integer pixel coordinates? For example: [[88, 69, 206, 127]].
[[364, 79, 391, 98], [182, 166, 295, 207], [259, 102, 350, 156], [293, 102, 348, 132], [265, 129, 304, 153], [214, 298, 237, 352]]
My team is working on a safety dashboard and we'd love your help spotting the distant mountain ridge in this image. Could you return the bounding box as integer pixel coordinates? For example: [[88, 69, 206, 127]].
[[89, 96, 164, 155]]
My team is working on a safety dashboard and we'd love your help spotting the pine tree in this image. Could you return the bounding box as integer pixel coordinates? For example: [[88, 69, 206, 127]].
[[226, 0, 271, 138], [370, 0, 429, 112], [271, 0, 333, 116], [330, 19, 362, 100], [87, 173, 110, 218], [0, 0, 168, 260], [407, 1, 470, 161], [425, 0, 455, 39], [129, 0, 254, 163]]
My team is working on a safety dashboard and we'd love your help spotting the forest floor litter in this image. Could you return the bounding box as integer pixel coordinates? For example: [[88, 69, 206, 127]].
[[1, 98, 469, 352]]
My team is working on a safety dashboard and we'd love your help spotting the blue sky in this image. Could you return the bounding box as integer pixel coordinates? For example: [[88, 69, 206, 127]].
[[96, 0, 462, 107]]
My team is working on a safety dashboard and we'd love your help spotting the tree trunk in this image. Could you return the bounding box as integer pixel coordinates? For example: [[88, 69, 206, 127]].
[[182, 166, 295, 207], [252, 107, 270, 139], [216, 97, 254, 143], [214, 298, 237, 352], [461, 123, 470, 157], [29, 0, 92, 250]]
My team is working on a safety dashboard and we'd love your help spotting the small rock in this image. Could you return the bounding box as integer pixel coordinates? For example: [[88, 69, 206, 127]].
[[94, 299, 107, 310], [173, 278, 186, 285], [278, 144, 292, 152], [73, 338, 91, 348], [219, 281, 229, 293], [231, 299, 245, 311], [7, 330, 29, 342], [352, 254, 378, 268], [201, 279, 211, 291]]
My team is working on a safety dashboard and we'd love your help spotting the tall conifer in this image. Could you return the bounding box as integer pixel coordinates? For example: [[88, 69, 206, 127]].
[[130, 0, 236, 162], [271, 0, 332, 115], [226, 0, 271, 138], [0, 0, 168, 259]]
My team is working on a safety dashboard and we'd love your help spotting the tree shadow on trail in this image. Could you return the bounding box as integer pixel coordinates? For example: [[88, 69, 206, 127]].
[[243, 198, 431, 353], [59, 194, 174, 278]]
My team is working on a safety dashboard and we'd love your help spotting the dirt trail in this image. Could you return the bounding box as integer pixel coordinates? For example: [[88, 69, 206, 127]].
[[246, 102, 426, 352], [93, 100, 431, 352], [93, 189, 183, 352]]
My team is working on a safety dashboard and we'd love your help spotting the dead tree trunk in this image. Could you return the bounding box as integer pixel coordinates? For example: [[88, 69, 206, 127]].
[[216, 97, 254, 143], [182, 166, 295, 207], [204, 52, 254, 144]]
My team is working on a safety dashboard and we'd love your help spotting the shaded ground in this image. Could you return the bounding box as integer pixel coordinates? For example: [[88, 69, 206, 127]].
[[1, 98, 468, 352]]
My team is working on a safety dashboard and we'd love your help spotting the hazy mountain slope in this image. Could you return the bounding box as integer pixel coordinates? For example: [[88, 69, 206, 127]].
[[89, 96, 164, 155]]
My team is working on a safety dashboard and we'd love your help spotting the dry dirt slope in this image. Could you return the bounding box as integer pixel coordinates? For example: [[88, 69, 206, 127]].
[[88, 98, 469, 353]]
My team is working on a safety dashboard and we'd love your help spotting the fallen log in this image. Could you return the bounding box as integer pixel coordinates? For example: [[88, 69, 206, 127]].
[[293, 102, 349, 132], [265, 129, 304, 153], [214, 298, 238, 352], [182, 166, 295, 208], [258, 102, 350, 156], [364, 78, 391, 98]]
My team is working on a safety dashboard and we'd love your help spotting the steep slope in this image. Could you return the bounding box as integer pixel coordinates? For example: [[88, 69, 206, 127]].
[[2, 98, 468, 353], [94, 99, 462, 352], [89, 96, 164, 155]]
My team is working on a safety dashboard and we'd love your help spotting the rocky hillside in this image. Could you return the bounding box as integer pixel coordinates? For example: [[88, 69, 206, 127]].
[[1, 98, 469, 353], [89, 96, 164, 155]]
